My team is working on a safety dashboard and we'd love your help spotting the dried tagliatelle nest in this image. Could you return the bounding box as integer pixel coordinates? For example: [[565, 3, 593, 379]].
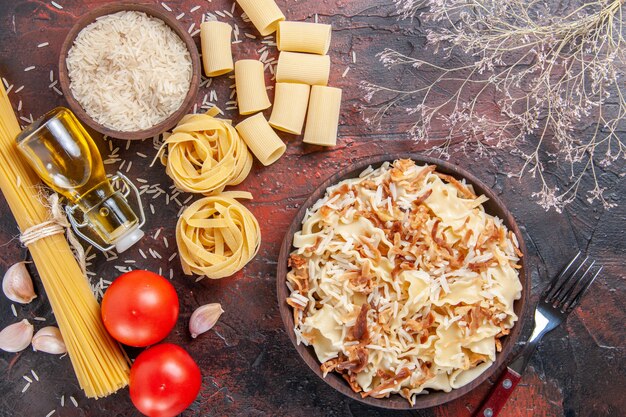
[[285, 159, 523, 404], [156, 108, 253, 195], [176, 191, 260, 279]]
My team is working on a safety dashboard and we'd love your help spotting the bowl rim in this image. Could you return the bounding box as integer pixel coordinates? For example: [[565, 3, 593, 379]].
[[276, 153, 530, 409], [58, 1, 201, 140]]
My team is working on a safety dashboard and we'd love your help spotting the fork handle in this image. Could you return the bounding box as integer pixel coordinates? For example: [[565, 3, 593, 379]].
[[474, 367, 522, 417]]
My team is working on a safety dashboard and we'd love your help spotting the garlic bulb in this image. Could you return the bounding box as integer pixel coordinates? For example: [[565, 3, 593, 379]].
[[2, 262, 37, 304], [189, 303, 224, 338], [32, 326, 67, 354], [0, 319, 34, 352]]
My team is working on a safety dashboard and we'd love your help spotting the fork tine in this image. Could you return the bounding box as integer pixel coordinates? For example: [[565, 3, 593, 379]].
[[546, 254, 587, 303], [553, 259, 595, 307], [563, 266, 602, 313], [544, 251, 582, 301]]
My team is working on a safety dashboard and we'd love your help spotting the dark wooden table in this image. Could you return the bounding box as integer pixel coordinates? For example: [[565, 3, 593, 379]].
[[0, 1, 624, 416]]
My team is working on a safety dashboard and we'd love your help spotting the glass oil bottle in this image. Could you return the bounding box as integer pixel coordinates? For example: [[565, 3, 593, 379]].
[[16, 107, 144, 252]]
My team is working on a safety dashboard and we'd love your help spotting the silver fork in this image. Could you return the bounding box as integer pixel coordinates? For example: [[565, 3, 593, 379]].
[[475, 252, 602, 417]]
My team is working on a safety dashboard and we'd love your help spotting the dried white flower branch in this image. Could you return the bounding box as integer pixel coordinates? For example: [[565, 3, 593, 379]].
[[363, 0, 625, 211]]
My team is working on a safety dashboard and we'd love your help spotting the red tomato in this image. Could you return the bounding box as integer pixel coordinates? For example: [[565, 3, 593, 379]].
[[130, 344, 202, 417], [101, 270, 179, 347]]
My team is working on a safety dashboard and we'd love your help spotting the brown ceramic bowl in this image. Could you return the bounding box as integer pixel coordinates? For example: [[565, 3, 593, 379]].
[[58, 2, 200, 140], [276, 154, 529, 409]]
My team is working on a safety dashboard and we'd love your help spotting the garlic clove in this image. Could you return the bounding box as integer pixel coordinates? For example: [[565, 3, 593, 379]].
[[31, 326, 67, 354], [0, 319, 34, 352], [2, 262, 37, 304], [189, 303, 224, 338]]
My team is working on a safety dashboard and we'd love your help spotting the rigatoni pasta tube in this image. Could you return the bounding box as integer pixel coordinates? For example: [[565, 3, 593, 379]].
[[200, 21, 234, 77], [277, 21, 332, 55], [269, 83, 310, 135], [235, 113, 286, 166], [276, 52, 330, 86], [303, 86, 342, 147], [236, 0, 285, 36], [235, 60, 271, 115]]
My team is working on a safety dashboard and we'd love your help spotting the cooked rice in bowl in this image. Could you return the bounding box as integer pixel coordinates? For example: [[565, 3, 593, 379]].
[[285, 159, 523, 404]]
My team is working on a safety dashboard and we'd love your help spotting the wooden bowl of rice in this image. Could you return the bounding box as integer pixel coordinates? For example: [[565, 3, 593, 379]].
[[276, 154, 530, 409], [58, 2, 201, 140]]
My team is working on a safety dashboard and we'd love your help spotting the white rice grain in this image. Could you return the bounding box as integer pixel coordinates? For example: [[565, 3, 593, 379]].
[[66, 11, 192, 132]]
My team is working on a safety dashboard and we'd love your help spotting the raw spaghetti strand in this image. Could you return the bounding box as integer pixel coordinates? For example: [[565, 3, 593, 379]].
[[176, 191, 261, 279], [156, 109, 253, 195], [0, 81, 130, 398]]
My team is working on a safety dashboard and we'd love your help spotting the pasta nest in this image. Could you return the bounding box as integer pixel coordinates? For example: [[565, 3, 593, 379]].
[[159, 110, 253, 195], [176, 192, 261, 279]]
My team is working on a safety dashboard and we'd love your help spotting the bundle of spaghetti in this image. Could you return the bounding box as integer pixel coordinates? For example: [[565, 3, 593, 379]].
[[176, 191, 261, 279], [0, 82, 130, 398], [158, 108, 253, 195]]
